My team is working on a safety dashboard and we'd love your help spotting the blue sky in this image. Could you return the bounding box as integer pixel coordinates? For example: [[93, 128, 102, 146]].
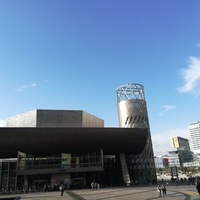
[[0, 0, 200, 156]]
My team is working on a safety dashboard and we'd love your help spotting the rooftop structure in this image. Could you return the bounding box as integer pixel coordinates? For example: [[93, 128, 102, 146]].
[[6, 109, 104, 128], [171, 136, 190, 151]]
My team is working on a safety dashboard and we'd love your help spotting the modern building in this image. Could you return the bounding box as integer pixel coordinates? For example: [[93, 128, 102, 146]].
[[0, 83, 156, 192], [189, 121, 200, 154], [116, 83, 156, 185], [171, 136, 190, 151], [154, 156, 169, 169], [183, 154, 200, 168], [168, 147, 194, 168]]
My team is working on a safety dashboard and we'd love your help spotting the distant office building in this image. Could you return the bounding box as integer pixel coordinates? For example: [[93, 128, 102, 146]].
[[168, 147, 194, 168], [171, 136, 190, 151], [162, 156, 169, 168], [154, 156, 169, 168], [189, 121, 200, 154], [183, 154, 200, 167], [6, 109, 104, 128]]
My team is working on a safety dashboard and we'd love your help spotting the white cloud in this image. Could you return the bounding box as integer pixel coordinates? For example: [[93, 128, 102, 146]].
[[152, 128, 191, 156], [158, 105, 176, 116], [15, 83, 37, 92], [177, 57, 200, 96], [0, 120, 6, 127], [196, 43, 200, 48], [30, 83, 36, 87]]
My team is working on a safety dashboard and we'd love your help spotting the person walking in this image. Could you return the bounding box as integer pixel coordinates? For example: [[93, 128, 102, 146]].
[[59, 184, 64, 196], [157, 184, 162, 197], [161, 184, 167, 197], [91, 182, 94, 190], [196, 181, 200, 196]]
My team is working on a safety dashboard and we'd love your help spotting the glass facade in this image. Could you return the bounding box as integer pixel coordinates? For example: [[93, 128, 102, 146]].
[[0, 150, 126, 191], [0, 160, 17, 192]]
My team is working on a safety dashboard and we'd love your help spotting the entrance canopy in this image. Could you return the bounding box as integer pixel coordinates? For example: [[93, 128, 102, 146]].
[[0, 127, 148, 158]]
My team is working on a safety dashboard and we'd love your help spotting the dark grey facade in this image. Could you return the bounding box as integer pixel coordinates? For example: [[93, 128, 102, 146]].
[[171, 136, 190, 151], [6, 109, 104, 128], [0, 127, 148, 191], [0, 127, 148, 158]]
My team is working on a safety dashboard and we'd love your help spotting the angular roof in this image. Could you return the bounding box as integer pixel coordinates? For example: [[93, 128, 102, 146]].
[[0, 127, 148, 158]]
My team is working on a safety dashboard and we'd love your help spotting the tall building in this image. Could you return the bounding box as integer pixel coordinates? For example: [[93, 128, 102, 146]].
[[116, 83, 156, 185], [189, 121, 200, 154], [171, 136, 190, 151]]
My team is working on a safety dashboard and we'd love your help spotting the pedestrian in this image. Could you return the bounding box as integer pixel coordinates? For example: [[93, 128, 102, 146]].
[[161, 184, 167, 196], [59, 184, 64, 196], [157, 184, 162, 197], [175, 179, 179, 187], [196, 181, 200, 196], [91, 182, 94, 190], [95, 182, 98, 190], [43, 184, 46, 192], [14, 197, 21, 200]]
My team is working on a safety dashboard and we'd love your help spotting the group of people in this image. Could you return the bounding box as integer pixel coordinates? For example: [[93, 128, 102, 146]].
[[157, 184, 167, 197], [43, 184, 51, 192], [157, 180, 200, 198], [91, 182, 100, 190]]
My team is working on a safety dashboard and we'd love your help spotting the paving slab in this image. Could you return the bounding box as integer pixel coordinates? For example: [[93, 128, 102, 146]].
[[0, 186, 199, 200]]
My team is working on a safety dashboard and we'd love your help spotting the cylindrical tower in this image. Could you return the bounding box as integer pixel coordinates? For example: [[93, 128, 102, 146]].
[[116, 83, 149, 128], [116, 83, 156, 185]]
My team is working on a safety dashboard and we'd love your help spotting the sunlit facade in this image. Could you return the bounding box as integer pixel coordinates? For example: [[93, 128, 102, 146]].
[[189, 121, 200, 154]]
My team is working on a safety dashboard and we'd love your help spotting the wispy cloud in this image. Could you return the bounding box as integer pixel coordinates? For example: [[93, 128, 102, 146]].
[[158, 105, 176, 116], [15, 83, 37, 92], [196, 43, 200, 48], [177, 57, 200, 96]]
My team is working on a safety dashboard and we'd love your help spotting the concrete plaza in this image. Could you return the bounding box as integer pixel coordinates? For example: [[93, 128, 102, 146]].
[[0, 185, 199, 200]]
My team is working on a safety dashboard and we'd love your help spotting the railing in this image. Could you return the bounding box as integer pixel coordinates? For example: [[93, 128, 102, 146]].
[[18, 162, 102, 171], [17, 163, 103, 175]]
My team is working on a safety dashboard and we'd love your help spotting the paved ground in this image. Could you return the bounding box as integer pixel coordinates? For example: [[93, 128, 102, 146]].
[[0, 186, 200, 200]]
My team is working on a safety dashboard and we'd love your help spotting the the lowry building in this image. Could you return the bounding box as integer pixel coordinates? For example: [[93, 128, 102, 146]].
[[0, 83, 156, 192]]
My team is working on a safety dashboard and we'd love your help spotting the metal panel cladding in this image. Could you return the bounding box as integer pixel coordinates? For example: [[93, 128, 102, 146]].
[[116, 83, 149, 128], [116, 83, 157, 185]]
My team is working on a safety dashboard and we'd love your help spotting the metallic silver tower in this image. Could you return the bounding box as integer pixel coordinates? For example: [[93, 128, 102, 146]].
[[117, 83, 149, 128], [116, 83, 156, 185]]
